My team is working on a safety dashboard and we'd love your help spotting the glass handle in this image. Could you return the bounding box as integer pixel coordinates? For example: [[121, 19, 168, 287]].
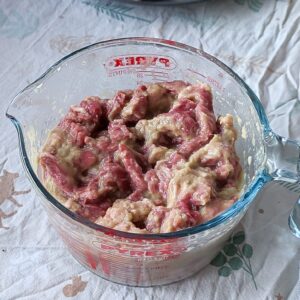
[[265, 131, 300, 237]]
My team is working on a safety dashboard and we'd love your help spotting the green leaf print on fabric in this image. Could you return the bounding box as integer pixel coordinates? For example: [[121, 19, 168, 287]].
[[228, 257, 243, 270], [242, 244, 253, 258], [0, 9, 39, 39], [218, 266, 231, 277], [210, 231, 258, 290], [232, 231, 245, 245], [234, 0, 264, 12], [223, 244, 237, 256], [81, 0, 154, 23], [211, 252, 227, 267]]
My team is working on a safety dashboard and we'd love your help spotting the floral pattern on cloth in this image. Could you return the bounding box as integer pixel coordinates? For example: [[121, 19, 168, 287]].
[[211, 230, 257, 290], [63, 276, 88, 297], [80, 0, 156, 23], [0, 160, 30, 230], [234, 0, 264, 12]]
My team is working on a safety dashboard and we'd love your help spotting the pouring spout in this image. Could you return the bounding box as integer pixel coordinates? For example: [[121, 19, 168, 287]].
[[6, 96, 19, 121], [6, 86, 32, 123]]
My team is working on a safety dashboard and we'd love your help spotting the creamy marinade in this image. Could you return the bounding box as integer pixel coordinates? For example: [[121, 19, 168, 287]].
[[39, 81, 243, 233]]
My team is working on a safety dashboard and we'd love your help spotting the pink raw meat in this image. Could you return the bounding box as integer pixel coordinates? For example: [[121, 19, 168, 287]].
[[107, 90, 133, 121], [118, 144, 147, 199], [40, 81, 242, 233], [40, 153, 75, 196]]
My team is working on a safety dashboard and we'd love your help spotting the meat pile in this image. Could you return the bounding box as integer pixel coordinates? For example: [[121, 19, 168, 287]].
[[39, 81, 242, 233]]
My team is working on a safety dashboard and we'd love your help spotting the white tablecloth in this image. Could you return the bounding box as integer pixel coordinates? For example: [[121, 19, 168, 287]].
[[0, 0, 300, 299]]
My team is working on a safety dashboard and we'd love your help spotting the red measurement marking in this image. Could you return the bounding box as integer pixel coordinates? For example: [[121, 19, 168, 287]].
[[98, 254, 110, 276], [207, 76, 224, 91], [85, 250, 97, 270]]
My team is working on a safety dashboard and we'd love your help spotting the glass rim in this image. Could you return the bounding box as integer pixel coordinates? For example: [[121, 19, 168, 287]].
[[6, 37, 273, 239]]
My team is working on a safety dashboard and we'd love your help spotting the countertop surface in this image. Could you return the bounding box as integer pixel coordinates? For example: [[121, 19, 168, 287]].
[[0, 0, 299, 299]]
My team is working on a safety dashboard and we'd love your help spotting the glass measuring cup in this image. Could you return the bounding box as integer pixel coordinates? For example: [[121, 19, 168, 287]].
[[6, 38, 300, 286]]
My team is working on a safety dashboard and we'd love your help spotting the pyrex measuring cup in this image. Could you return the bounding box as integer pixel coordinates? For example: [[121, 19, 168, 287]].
[[6, 38, 300, 286]]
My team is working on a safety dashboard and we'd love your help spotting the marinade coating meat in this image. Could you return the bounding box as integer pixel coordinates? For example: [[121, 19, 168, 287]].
[[58, 96, 105, 147], [39, 81, 243, 233], [145, 207, 191, 234], [96, 198, 154, 233]]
